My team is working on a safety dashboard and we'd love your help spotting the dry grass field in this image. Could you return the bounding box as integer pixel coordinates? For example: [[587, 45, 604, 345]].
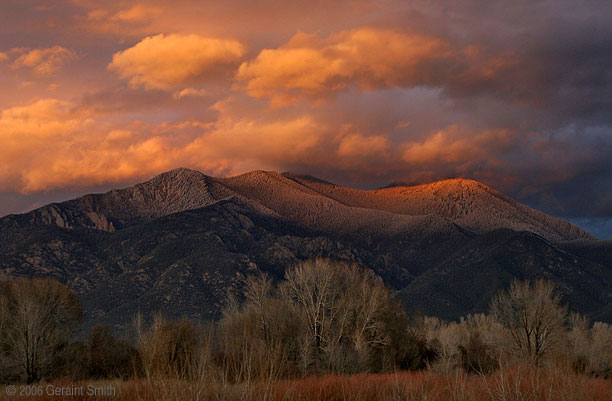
[[2, 367, 612, 401]]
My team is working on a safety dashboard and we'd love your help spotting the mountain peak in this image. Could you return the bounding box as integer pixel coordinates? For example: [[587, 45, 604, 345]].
[[384, 178, 492, 192], [436, 177, 488, 188], [284, 173, 593, 241], [232, 169, 284, 180], [147, 167, 208, 183]]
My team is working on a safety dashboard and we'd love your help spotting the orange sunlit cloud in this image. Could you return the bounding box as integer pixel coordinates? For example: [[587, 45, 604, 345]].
[[81, 3, 166, 37], [70, 0, 377, 41], [112, 4, 162, 22], [172, 88, 207, 99], [0, 99, 92, 191], [9, 46, 77, 77], [0, 96, 324, 192], [192, 114, 324, 171], [0, 97, 205, 192], [402, 126, 520, 165], [234, 28, 518, 105], [236, 28, 452, 105], [108, 34, 245, 90], [338, 133, 389, 157]]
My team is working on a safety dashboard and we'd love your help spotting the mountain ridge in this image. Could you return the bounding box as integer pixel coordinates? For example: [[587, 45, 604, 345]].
[[1, 167, 608, 329], [1, 168, 594, 242], [282, 173, 592, 242]]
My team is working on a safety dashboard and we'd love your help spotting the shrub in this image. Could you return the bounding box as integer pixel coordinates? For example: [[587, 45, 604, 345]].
[[81, 325, 141, 379], [135, 314, 205, 380]]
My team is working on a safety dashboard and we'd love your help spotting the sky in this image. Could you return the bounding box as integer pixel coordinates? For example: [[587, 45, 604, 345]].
[[0, 0, 611, 238]]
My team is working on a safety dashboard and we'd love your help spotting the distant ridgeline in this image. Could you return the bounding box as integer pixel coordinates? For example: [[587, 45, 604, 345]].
[[1, 168, 611, 329]]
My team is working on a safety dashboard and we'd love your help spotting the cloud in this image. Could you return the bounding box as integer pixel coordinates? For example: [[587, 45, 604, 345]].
[[0, 99, 90, 190], [0, 98, 191, 192], [172, 88, 207, 99], [0, 94, 328, 192], [235, 28, 515, 105], [10, 46, 77, 77], [402, 126, 516, 165], [0, 99, 84, 139], [236, 28, 447, 104], [81, 4, 163, 35], [112, 4, 162, 22], [0, 52, 8, 63], [0, 96, 324, 192], [67, 0, 384, 40], [86, 9, 109, 21], [188, 100, 325, 172], [338, 133, 388, 157], [108, 34, 245, 89]]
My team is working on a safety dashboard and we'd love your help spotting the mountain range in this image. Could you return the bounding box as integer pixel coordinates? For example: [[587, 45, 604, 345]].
[[1, 168, 611, 329]]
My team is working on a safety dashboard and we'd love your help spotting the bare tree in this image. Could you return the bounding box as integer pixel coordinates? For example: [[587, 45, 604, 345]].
[[341, 266, 391, 368], [280, 259, 394, 373], [0, 277, 82, 383], [219, 260, 417, 375], [490, 280, 566, 366], [281, 259, 340, 355], [243, 273, 274, 341]]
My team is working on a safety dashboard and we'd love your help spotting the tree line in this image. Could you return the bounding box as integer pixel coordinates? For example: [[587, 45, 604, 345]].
[[1, 259, 612, 384]]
